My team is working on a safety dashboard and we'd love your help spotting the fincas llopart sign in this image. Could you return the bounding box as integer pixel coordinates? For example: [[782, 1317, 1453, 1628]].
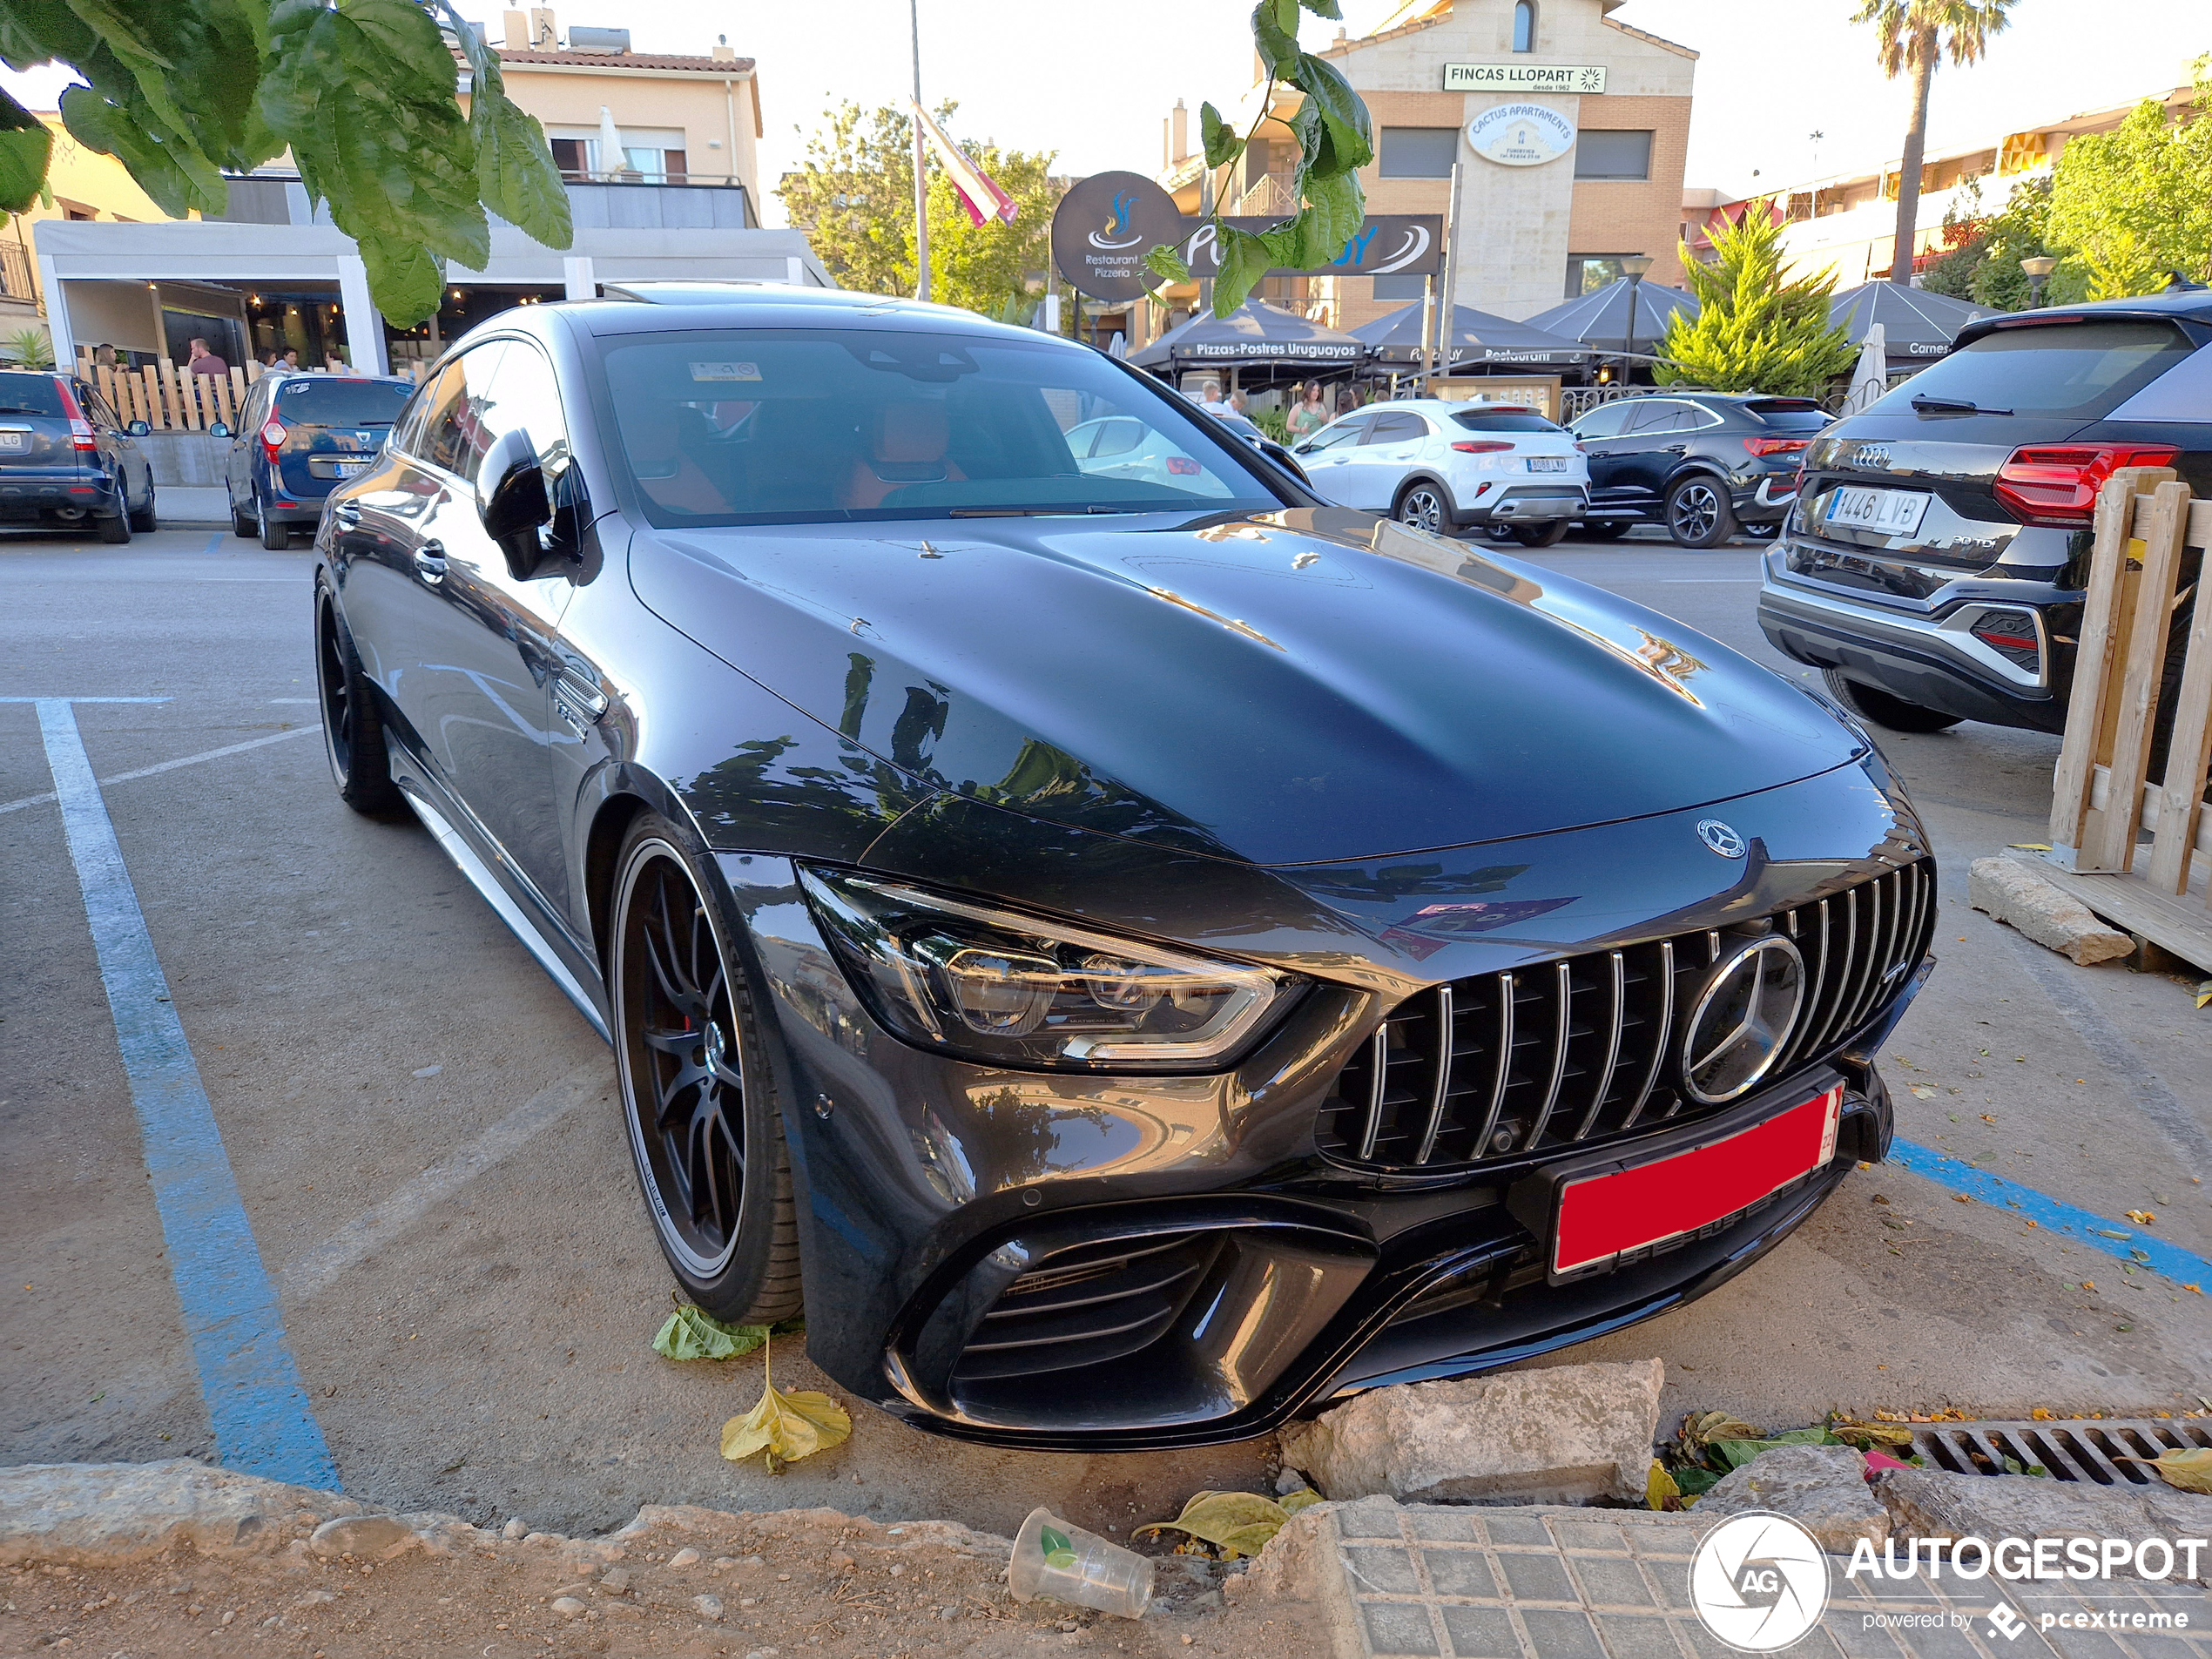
[[1445, 62, 1607, 93]]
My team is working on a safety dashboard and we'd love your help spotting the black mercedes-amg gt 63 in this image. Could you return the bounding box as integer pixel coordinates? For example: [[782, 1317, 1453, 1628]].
[[312, 283, 1932, 1450]]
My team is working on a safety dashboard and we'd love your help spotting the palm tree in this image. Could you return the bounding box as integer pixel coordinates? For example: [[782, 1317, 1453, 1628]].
[[1853, 0, 2017, 285]]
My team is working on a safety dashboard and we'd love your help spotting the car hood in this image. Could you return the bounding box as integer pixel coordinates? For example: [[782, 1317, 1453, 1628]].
[[628, 507, 1863, 866]]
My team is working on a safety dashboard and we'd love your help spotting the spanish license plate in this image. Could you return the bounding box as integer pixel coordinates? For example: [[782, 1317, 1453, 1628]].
[[1531, 1083, 1843, 1279], [1824, 484, 1930, 538], [1527, 455, 1569, 472], [332, 459, 369, 476], [0, 432, 27, 451]]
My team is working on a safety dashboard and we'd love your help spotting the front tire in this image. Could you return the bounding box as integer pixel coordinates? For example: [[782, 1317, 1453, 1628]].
[[315, 583, 402, 813], [1823, 669, 1966, 733], [1665, 476, 1736, 548], [129, 479, 157, 534], [610, 817, 802, 1325], [1394, 480, 1449, 534], [1513, 520, 1570, 548]]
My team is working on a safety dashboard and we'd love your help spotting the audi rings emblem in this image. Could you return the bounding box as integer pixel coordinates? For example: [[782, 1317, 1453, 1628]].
[[1853, 442, 1893, 470], [1681, 935, 1806, 1105], [1696, 819, 1747, 859]]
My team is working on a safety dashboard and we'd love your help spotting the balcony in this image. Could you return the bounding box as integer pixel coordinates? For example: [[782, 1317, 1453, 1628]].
[[206, 173, 753, 233]]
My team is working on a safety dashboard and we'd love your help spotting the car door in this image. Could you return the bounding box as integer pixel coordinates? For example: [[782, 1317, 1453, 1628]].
[[1575, 399, 1666, 512], [227, 377, 266, 510], [1292, 413, 1371, 502], [1332, 410, 1431, 509], [91, 383, 146, 506], [73, 375, 131, 502]]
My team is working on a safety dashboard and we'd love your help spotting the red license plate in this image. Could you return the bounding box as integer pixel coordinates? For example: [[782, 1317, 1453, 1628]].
[[1549, 1084, 1842, 1277]]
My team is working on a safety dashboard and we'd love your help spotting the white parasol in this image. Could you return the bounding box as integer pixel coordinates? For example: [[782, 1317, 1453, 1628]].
[[1844, 322, 1888, 415], [597, 106, 625, 180]]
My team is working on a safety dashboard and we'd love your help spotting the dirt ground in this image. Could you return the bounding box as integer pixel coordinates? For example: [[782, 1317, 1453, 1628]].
[[0, 1499, 1327, 1659]]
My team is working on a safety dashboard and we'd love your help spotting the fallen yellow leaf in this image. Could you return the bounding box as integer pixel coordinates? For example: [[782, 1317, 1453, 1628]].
[[1646, 1460, 1683, 1512], [1135, 1490, 1303, 1560], [2126, 1211, 2155, 1225], [2114, 1448, 2212, 1495], [718, 1338, 851, 1473], [2032, 1407, 2053, 1420]]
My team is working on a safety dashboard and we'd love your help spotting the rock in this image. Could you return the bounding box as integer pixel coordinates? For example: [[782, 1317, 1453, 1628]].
[[1876, 1468, 2212, 1579], [667, 1547, 701, 1568], [1696, 1446, 1888, 1552], [693, 1593, 725, 1621], [1278, 1359, 1663, 1506], [1229, 1502, 1339, 1605], [502, 1517, 528, 1541], [308, 1515, 418, 1561], [0, 1460, 362, 1566], [598, 1567, 631, 1593], [1969, 859, 2132, 966], [1274, 1468, 1310, 1496], [550, 1595, 587, 1619]]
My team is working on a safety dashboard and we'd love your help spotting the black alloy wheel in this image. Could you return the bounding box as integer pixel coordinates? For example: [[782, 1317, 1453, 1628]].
[[610, 817, 802, 1324], [1822, 669, 1966, 734], [259, 494, 288, 550], [315, 584, 401, 813], [1395, 482, 1448, 534], [1664, 476, 1736, 549], [129, 477, 157, 534], [1513, 520, 1570, 548]]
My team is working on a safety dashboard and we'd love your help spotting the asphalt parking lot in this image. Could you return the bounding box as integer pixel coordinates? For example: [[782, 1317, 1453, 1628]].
[[3, 520, 2208, 1541]]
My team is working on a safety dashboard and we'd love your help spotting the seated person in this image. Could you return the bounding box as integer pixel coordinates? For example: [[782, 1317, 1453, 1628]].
[[624, 398, 731, 515], [845, 401, 966, 509]]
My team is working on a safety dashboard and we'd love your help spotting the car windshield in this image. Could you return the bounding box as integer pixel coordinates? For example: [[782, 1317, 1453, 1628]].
[[274, 378, 412, 426], [1867, 319, 2195, 421], [0, 373, 64, 415], [592, 327, 1286, 526], [1449, 409, 1560, 433]]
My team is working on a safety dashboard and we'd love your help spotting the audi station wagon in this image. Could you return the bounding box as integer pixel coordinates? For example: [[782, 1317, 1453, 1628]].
[[312, 284, 1932, 1447]]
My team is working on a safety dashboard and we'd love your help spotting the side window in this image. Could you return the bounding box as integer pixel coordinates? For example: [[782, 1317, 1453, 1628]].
[[1090, 418, 1143, 458], [1622, 400, 1683, 435], [421, 344, 507, 479], [400, 361, 464, 462], [84, 385, 120, 428], [1302, 415, 1369, 451], [1364, 412, 1427, 445], [467, 340, 573, 493], [1573, 402, 1632, 438]]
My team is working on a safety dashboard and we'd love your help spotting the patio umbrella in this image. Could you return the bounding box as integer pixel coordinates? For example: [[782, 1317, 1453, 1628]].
[[1525, 278, 1700, 359], [1348, 301, 1590, 370], [1842, 322, 1889, 415], [1129, 298, 1365, 374], [1827, 282, 1994, 371], [597, 106, 626, 180]]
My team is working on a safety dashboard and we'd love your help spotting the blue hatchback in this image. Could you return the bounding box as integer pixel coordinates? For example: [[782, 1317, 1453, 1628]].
[[226, 373, 414, 548]]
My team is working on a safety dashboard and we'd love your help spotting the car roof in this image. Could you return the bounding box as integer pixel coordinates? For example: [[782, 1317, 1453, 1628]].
[[562, 288, 1090, 353]]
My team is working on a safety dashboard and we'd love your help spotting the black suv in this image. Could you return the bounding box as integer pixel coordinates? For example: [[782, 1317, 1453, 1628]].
[[0, 368, 157, 542], [1758, 295, 2211, 735], [1570, 392, 1831, 547]]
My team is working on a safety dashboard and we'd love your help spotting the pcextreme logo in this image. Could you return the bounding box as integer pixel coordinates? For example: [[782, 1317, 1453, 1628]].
[[1689, 1513, 1831, 1651]]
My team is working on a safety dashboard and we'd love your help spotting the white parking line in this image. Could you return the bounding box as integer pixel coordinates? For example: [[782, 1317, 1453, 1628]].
[[0, 725, 320, 816]]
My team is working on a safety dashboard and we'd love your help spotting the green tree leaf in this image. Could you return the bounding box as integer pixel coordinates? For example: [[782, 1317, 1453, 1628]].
[[652, 1305, 771, 1361], [1251, 0, 1300, 81], [0, 89, 51, 215], [358, 239, 445, 332], [1145, 243, 1194, 285], [1293, 53, 1372, 175], [1199, 101, 1244, 169]]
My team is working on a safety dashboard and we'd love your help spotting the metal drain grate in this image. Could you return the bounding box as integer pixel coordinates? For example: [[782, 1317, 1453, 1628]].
[[1910, 1420, 2212, 1485]]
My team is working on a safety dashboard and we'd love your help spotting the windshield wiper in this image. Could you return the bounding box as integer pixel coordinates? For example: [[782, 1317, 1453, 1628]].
[[947, 504, 1148, 517], [1911, 395, 2011, 415]]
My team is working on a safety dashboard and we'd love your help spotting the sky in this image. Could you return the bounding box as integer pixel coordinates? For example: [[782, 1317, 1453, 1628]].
[[3, 1, 2207, 225]]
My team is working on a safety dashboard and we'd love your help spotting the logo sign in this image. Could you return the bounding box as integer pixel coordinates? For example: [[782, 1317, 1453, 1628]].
[[1465, 103, 1578, 167], [1444, 62, 1607, 94], [1049, 171, 1187, 303], [1697, 819, 1747, 859], [1174, 214, 1443, 281], [1690, 1513, 1831, 1652], [1682, 936, 1805, 1105]]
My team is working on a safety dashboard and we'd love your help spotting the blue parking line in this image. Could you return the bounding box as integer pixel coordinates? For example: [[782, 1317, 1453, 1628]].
[[203, 531, 225, 555], [1888, 1138, 2212, 1289], [30, 698, 336, 1487]]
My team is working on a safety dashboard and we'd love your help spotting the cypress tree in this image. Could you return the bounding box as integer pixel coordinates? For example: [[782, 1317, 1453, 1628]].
[[1659, 203, 1858, 397]]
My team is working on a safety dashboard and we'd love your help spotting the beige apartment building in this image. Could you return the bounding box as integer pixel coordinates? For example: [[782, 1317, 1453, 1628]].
[[1154, 0, 1696, 331]]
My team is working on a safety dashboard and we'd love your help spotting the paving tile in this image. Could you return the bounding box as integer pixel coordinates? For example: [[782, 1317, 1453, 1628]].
[[1589, 1611, 1692, 1659], [1821, 1609, 1910, 1659], [1496, 1548, 1579, 1604], [1406, 1508, 1480, 1544], [1422, 1548, 1499, 1601], [1437, 1604, 1524, 1658], [1570, 1554, 1662, 1610], [1338, 1496, 1413, 1541], [1360, 1599, 1443, 1657], [1514, 1607, 1609, 1659], [2044, 1629, 2134, 1659], [1550, 1521, 1630, 1554], [1344, 1544, 1424, 1596], [1480, 1514, 1558, 1548]]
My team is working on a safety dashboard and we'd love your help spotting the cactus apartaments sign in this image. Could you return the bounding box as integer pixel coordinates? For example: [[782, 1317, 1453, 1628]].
[[1444, 63, 1606, 94], [1465, 104, 1578, 167]]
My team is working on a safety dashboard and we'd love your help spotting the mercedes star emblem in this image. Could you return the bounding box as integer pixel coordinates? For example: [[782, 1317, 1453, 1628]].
[[1696, 819, 1747, 859], [1682, 935, 1806, 1104]]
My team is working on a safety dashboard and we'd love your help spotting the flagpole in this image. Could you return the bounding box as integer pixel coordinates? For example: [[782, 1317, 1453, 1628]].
[[910, 0, 929, 302]]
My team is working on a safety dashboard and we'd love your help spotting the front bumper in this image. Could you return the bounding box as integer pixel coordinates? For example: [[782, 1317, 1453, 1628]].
[[711, 759, 1933, 1449]]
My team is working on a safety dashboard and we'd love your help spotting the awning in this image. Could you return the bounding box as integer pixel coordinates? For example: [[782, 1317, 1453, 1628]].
[[1129, 298, 1366, 368], [1827, 282, 1997, 369], [1348, 300, 1591, 368], [1525, 278, 1701, 358]]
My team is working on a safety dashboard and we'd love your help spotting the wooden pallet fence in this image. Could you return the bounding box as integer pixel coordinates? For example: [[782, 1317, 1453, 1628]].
[[76, 354, 260, 431], [2035, 468, 2212, 970]]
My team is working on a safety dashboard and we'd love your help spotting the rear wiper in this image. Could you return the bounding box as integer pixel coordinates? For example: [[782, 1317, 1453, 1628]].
[[1911, 395, 2011, 415], [0, 405, 51, 414]]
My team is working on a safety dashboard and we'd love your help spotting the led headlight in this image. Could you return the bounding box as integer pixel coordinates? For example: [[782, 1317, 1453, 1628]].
[[798, 867, 1303, 1071]]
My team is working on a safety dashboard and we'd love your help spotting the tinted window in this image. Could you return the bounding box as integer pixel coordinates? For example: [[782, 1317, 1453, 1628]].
[[421, 347, 506, 479], [1300, 416, 1368, 452], [592, 328, 1284, 526], [1573, 402, 1634, 438], [2110, 342, 2212, 423], [1379, 128, 1458, 178], [469, 340, 572, 488], [0, 373, 64, 416], [1623, 401, 1687, 435], [1364, 412, 1428, 444], [1575, 131, 1653, 181], [1451, 409, 1561, 433], [273, 377, 413, 426], [1743, 399, 1831, 431], [1087, 418, 1144, 458], [402, 361, 466, 464], [1869, 320, 2195, 421]]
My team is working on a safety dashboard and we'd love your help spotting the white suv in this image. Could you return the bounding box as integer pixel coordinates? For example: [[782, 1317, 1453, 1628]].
[[1292, 399, 1589, 544]]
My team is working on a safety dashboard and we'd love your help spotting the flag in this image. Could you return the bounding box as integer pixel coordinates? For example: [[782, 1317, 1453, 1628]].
[[911, 101, 1017, 228]]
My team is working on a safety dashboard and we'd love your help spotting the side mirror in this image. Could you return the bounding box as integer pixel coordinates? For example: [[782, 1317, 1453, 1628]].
[[478, 425, 555, 577], [129, 419, 152, 436]]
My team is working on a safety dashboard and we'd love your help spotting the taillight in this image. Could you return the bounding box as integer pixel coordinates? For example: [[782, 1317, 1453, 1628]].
[[1993, 443, 2178, 526], [1450, 441, 1512, 454], [1165, 455, 1199, 475], [1743, 437, 1811, 457], [54, 376, 97, 450], [261, 420, 287, 451]]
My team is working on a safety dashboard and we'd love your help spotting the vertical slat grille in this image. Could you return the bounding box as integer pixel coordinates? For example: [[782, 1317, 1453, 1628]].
[[1319, 859, 1932, 1174]]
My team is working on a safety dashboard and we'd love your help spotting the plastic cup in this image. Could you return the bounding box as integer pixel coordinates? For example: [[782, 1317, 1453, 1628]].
[[1007, 1506, 1154, 1619]]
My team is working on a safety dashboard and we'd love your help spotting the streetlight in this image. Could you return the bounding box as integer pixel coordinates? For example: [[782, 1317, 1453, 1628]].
[[1619, 253, 1654, 384], [2020, 255, 2057, 308]]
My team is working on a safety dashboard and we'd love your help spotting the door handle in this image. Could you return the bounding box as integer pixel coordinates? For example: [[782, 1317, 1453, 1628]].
[[1662, 444, 1687, 455], [332, 501, 361, 530], [412, 540, 448, 584]]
